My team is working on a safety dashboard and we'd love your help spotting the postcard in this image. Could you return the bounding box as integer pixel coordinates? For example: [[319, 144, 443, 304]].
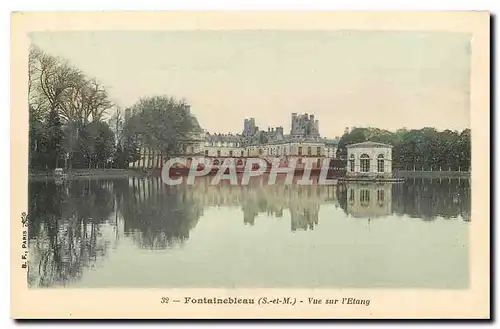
[[11, 11, 490, 319]]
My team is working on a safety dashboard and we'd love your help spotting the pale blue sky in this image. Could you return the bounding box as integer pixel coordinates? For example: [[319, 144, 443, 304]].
[[30, 30, 471, 138]]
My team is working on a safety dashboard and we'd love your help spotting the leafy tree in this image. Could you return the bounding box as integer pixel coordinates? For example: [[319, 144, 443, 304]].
[[126, 96, 196, 160], [112, 137, 141, 169], [336, 126, 471, 171], [78, 122, 115, 168], [336, 127, 369, 159]]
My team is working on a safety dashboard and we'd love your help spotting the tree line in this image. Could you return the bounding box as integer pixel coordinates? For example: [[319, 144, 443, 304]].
[[28, 46, 196, 171], [336, 127, 471, 171]]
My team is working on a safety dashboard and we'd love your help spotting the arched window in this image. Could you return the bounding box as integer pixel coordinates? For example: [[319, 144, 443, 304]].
[[213, 159, 220, 165], [377, 154, 385, 173], [236, 159, 243, 166], [349, 154, 355, 172], [360, 154, 370, 173]]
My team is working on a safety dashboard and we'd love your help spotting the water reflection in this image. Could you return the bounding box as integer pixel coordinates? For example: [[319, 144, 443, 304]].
[[343, 183, 393, 219], [28, 179, 115, 287], [183, 176, 338, 232], [28, 176, 470, 288], [391, 177, 471, 221]]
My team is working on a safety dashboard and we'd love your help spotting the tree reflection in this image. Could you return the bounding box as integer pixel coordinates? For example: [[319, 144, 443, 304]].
[[391, 177, 470, 221], [337, 178, 471, 221], [28, 179, 114, 288], [27, 175, 471, 287], [115, 177, 202, 249]]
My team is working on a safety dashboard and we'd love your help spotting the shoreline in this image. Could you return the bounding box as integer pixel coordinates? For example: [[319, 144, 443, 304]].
[[393, 170, 471, 179], [28, 168, 471, 181], [28, 168, 149, 180]]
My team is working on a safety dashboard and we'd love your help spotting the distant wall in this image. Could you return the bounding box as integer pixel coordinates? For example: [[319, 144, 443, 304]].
[[393, 170, 470, 178]]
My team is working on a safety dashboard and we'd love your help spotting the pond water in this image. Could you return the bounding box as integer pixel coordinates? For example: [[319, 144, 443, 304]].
[[27, 176, 470, 289]]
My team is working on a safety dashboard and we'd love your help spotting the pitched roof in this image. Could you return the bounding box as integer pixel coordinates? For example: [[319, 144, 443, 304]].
[[206, 133, 244, 143], [189, 115, 203, 132], [346, 141, 393, 149]]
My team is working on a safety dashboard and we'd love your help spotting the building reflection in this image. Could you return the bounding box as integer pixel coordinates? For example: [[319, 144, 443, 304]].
[[115, 175, 471, 240], [27, 175, 471, 287], [181, 175, 338, 232], [337, 177, 471, 222], [345, 183, 393, 218]]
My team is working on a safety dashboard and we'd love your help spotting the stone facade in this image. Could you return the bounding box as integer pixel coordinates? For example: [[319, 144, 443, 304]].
[[346, 141, 393, 178]]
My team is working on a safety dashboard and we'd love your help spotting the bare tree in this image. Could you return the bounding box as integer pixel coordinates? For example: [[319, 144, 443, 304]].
[[29, 46, 115, 170]]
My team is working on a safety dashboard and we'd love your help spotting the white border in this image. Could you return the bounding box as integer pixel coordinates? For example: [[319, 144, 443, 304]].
[[2, 1, 497, 328]]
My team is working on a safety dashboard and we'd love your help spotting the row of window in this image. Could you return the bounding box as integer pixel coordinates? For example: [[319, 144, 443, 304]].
[[349, 159, 386, 172], [203, 158, 324, 167], [350, 154, 386, 159], [205, 142, 241, 147], [203, 146, 335, 157], [204, 150, 244, 157], [349, 189, 386, 206]]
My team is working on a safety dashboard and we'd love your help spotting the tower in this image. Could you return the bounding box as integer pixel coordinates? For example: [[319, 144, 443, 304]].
[[243, 117, 257, 136]]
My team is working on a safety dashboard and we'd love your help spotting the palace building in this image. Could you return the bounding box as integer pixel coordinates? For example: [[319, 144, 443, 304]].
[[346, 141, 393, 178], [129, 105, 340, 170]]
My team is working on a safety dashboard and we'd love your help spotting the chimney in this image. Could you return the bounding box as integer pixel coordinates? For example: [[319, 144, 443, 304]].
[[184, 104, 191, 115]]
